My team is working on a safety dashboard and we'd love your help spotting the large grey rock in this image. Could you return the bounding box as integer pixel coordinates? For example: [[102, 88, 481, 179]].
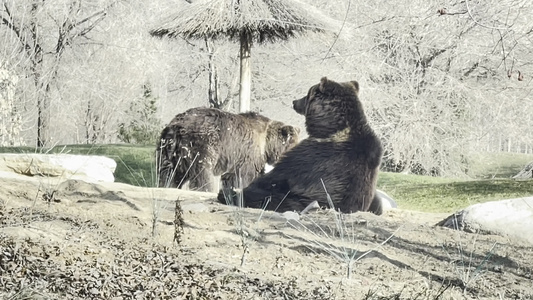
[[0, 153, 116, 183], [437, 197, 533, 245], [513, 161, 533, 179]]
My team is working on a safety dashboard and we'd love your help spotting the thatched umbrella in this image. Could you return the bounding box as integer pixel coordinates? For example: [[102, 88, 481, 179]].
[[150, 0, 336, 112]]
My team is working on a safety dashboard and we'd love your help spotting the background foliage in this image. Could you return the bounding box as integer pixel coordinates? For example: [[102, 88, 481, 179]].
[[117, 83, 161, 145], [1, 0, 532, 176]]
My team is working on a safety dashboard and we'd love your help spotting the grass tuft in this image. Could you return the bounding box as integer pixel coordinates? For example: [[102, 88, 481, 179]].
[[288, 180, 399, 279], [441, 215, 498, 295]]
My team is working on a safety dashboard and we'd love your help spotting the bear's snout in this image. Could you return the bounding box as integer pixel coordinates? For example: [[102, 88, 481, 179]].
[[293, 98, 307, 115]]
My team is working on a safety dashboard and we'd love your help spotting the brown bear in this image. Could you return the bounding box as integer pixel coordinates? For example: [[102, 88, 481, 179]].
[[218, 77, 383, 214], [156, 107, 299, 192]]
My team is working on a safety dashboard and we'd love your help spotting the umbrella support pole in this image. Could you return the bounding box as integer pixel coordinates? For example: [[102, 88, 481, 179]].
[[239, 30, 252, 112]]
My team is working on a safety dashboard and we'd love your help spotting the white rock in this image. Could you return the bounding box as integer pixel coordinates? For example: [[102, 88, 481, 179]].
[[437, 197, 533, 245], [377, 189, 397, 211], [281, 211, 300, 221], [0, 153, 117, 183]]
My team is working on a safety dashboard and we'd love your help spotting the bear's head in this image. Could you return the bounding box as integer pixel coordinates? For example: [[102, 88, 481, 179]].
[[293, 77, 367, 139], [265, 123, 300, 165]]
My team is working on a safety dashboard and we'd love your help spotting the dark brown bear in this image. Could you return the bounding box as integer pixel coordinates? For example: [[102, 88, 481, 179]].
[[218, 77, 383, 214], [156, 107, 299, 192]]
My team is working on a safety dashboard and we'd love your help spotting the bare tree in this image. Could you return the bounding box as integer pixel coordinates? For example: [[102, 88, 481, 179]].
[[0, 0, 121, 147], [1, 0, 531, 173], [319, 0, 533, 175]]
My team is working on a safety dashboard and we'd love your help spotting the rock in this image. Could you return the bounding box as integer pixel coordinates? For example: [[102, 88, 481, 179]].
[[281, 211, 300, 221], [513, 161, 533, 179], [0, 153, 116, 183], [377, 189, 397, 211], [436, 197, 533, 245]]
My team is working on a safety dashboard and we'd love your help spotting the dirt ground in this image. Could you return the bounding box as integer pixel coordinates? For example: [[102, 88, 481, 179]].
[[0, 176, 532, 299]]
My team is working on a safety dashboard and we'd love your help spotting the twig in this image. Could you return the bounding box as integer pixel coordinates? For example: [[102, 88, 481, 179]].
[[465, 0, 510, 31], [321, 0, 351, 62]]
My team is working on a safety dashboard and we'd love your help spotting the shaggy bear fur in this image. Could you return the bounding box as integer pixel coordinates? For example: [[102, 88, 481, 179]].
[[218, 77, 383, 214], [156, 107, 299, 192]]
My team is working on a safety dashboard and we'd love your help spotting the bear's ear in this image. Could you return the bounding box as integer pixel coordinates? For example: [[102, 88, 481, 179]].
[[318, 77, 329, 93], [294, 126, 301, 134], [281, 125, 298, 144], [350, 81, 359, 94], [318, 77, 342, 95]]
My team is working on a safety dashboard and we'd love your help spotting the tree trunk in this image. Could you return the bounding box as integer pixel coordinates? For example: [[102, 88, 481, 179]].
[[206, 38, 220, 108], [85, 100, 93, 144], [2, 1, 113, 147], [30, 0, 50, 148], [36, 85, 51, 147], [239, 30, 252, 113]]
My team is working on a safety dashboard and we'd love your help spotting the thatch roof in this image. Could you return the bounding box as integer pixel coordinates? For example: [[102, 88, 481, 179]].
[[149, 0, 337, 43]]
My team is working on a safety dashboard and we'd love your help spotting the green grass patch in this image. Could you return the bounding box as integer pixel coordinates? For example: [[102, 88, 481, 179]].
[[379, 172, 533, 213], [467, 151, 533, 179]]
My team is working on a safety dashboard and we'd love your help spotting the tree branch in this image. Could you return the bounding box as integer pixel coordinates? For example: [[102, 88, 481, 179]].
[[465, 0, 510, 31], [55, 0, 123, 54], [1, 2, 33, 53]]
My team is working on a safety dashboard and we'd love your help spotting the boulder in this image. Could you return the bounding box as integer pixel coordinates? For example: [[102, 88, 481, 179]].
[[0, 153, 116, 183], [377, 189, 397, 211], [437, 197, 533, 245], [513, 161, 533, 179]]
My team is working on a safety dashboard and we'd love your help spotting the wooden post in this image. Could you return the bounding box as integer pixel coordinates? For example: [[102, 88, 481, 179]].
[[239, 30, 252, 112], [205, 38, 220, 108]]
